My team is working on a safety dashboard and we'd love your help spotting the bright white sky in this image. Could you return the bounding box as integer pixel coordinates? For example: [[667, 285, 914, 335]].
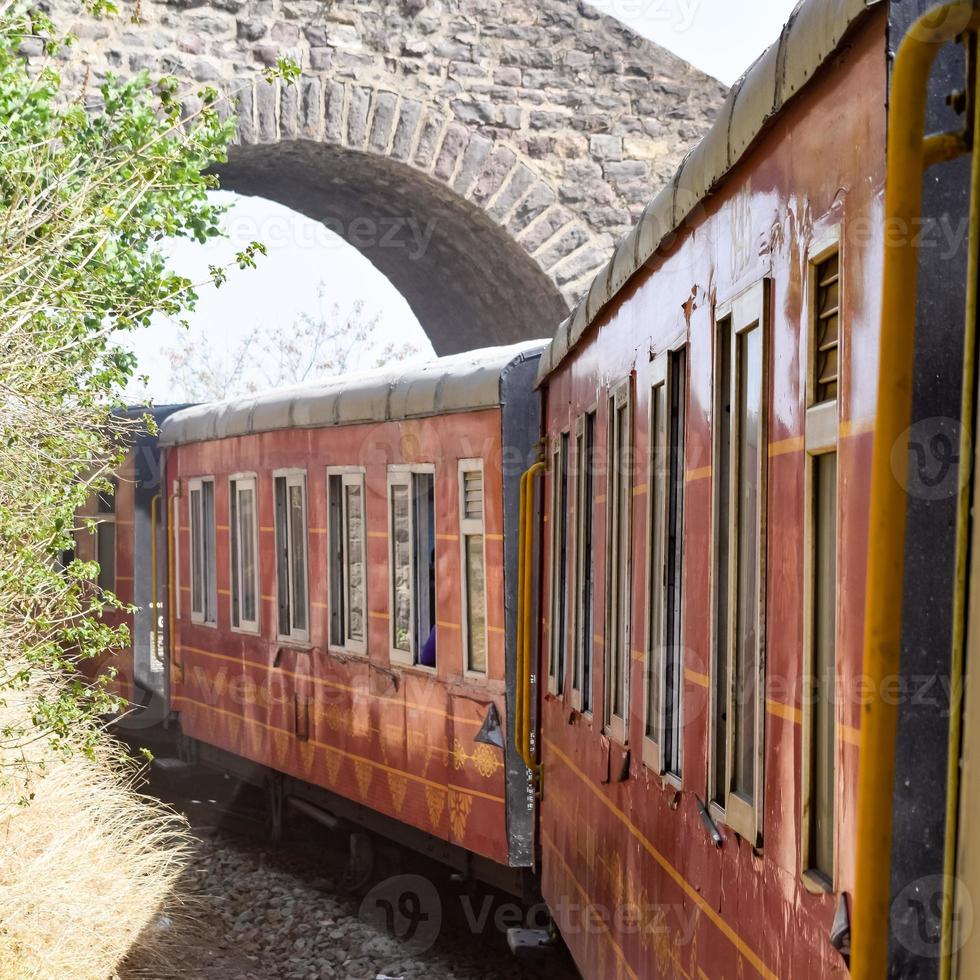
[[588, 0, 801, 85], [125, 0, 801, 403]]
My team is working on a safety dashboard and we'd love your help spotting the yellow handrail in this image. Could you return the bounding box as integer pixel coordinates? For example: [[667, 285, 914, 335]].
[[168, 493, 180, 682], [853, 5, 980, 977], [151, 494, 161, 674], [516, 467, 529, 757], [516, 461, 545, 773]]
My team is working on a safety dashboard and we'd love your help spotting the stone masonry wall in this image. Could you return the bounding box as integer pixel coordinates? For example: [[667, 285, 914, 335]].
[[42, 0, 727, 310]]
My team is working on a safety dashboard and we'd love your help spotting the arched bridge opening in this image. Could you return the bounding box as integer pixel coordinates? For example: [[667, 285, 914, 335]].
[[219, 140, 567, 354]]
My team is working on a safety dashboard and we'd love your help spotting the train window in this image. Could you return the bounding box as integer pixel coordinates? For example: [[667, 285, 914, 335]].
[[644, 349, 687, 777], [230, 475, 259, 633], [97, 477, 117, 514], [274, 471, 309, 643], [96, 519, 116, 593], [645, 364, 667, 766], [717, 279, 769, 845], [605, 379, 633, 745], [327, 468, 367, 655], [388, 467, 436, 668], [459, 462, 487, 674], [95, 477, 117, 593], [814, 251, 840, 403], [188, 477, 217, 626], [549, 434, 570, 694], [572, 410, 596, 713], [710, 315, 732, 808], [803, 240, 841, 889]]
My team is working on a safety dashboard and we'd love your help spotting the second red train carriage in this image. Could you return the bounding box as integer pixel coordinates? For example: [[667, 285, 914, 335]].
[[158, 343, 545, 887]]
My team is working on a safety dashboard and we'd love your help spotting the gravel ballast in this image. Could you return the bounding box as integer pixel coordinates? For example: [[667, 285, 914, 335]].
[[120, 778, 577, 980]]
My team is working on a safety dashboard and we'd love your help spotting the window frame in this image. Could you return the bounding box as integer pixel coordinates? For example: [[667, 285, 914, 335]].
[[327, 466, 368, 656], [459, 459, 488, 677], [188, 476, 217, 627], [644, 355, 669, 772], [229, 473, 260, 635], [801, 233, 842, 892], [273, 469, 310, 645], [571, 407, 598, 715], [95, 497, 117, 595], [708, 312, 732, 813], [663, 346, 688, 782], [643, 345, 687, 780], [716, 279, 770, 845], [387, 464, 437, 670], [604, 378, 633, 745], [549, 432, 571, 695]]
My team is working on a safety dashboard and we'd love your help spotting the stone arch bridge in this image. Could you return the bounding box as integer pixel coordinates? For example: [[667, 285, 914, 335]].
[[52, 0, 725, 353]]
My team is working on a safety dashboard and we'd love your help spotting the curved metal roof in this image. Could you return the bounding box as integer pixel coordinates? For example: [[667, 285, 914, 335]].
[[535, 0, 882, 385], [158, 341, 548, 447]]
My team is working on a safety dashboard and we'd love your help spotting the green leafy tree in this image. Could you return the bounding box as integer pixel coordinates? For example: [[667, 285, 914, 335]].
[[0, 1, 290, 755]]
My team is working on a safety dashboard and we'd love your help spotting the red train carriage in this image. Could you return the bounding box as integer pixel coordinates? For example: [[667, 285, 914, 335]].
[[158, 343, 545, 888], [524, 0, 980, 975], [75, 406, 185, 716], [528, 3, 885, 976]]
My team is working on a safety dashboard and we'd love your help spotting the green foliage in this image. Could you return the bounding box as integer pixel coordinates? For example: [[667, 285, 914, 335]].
[[0, 2, 291, 754]]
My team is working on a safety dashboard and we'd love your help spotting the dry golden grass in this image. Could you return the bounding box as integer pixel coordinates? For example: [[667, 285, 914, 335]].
[[0, 675, 192, 980]]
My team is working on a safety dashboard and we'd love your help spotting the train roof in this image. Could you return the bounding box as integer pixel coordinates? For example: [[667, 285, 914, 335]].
[[535, 0, 882, 385], [158, 341, 547, 447]]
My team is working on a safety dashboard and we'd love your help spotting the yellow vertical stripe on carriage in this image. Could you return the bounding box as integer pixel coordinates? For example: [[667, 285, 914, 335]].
[[545, 738, 776, 980], [853, 7, 979, 978], [168, 492, 180, 679], [151, 494, 160, 670], [516, 467, 529, 759], [518, 461, 545, 773]]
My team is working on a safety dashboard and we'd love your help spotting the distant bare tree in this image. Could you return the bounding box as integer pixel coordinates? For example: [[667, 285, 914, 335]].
[[166, 283, 420, 401]]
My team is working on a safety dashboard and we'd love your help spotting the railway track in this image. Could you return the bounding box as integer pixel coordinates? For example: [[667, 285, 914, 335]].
[[120, 759, 579, 980]]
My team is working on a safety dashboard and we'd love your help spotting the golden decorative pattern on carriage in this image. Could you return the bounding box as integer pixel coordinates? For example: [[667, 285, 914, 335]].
[[354, 759, 374, 799], [448, 790, 473, 840], [202, 667, 229, 698], [637, 885, 678, 959], [246, 722, 265, 759], [611, 854, 624, 908], [421, 741, 449, 774], [297, 739, 316, 773], [625, 866, 641, 920], [351, 704, 371, 740], [473, 742, 502, 777], [387, 773, 409, 814], [380, 723, 402, 765], [324, 748, 342, 785], [225, 713, 242, 745], [448, 738, 502, 778], [272, 730, 290, 767], [319, 703, 346, 734], [424, 786, 445, 829], [407, 729, 427, 772]]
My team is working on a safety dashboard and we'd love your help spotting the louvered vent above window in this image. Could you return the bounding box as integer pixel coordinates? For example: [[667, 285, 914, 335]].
[[463, 469, 483, 521], [815, 252, 840, 403]]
